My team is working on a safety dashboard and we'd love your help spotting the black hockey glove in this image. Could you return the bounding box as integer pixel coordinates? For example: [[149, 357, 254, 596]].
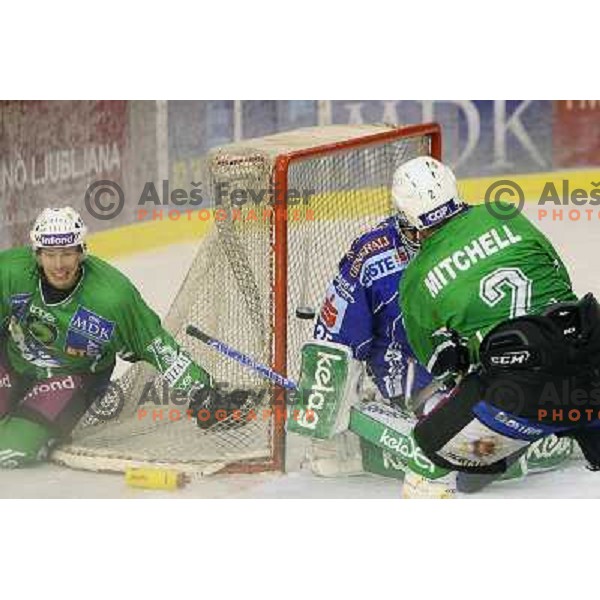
[[428, 329, 470, 380], [188, 384, 255, 429]]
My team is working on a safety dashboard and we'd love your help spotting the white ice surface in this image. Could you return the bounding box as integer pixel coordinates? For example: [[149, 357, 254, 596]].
[[3, 205, 600, 498]]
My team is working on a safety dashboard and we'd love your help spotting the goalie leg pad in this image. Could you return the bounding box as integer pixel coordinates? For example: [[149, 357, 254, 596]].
[[287, 341, 363, 439], [349, 401, 449, 480]]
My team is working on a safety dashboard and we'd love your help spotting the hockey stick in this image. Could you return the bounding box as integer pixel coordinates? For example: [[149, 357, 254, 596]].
[[185, 325, 298, 391]]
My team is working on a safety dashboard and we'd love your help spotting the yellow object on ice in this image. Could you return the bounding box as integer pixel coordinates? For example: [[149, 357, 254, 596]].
[[124, 467, 188, 490]]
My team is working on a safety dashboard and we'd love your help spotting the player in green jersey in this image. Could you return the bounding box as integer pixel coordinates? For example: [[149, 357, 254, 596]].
[[392, 157, 600, 494], [0, 207, 243, 468]]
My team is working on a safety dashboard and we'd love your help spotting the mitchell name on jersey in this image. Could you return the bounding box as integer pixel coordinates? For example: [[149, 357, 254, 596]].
[[424, 224, 523, 298]]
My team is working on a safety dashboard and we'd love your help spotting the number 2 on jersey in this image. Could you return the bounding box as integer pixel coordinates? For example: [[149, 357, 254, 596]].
[[479, 267, 532, 318]]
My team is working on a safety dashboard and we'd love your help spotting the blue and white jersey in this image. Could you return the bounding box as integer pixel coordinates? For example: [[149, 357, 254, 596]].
[[314, 217, 432, 400]]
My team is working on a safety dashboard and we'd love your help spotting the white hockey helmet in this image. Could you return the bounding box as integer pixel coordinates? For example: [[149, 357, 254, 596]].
[[392, 156, 464, 232], [30, 207, 88, 252]]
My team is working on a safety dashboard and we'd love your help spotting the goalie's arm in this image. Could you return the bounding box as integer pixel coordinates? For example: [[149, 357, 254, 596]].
[[313, 239, 375, 360]]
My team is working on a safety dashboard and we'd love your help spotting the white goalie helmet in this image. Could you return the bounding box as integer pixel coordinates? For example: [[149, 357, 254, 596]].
[[30, 207, 88, 252], [392, 156, 464, 232]]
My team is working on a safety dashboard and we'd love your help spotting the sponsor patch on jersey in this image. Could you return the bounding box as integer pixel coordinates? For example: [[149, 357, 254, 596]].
[[348, 234, 392, 279], [65, 333, 104, 358], [9, 315, 63, 368], [29, 304, 57, 324], [9, 293, 32, 321], [332, 274, 356, 303], [359, 249, 406, 287], [26, 317, 58, 346], [65, 306, 115, 358], [319, 285, 348, 334], [69, 307, 115, 342], [147, 337, 178, 366], [163, 352, 193, 387]]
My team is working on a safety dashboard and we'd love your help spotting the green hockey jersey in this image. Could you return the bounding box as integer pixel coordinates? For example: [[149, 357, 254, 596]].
[[0, 247, 210, 391], [400, 205, 576, 370]]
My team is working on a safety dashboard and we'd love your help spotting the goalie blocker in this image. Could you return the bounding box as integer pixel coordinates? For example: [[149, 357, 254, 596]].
[[287, 341, 363, 439]]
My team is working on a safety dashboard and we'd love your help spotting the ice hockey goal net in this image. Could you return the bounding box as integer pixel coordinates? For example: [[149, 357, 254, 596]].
[[52, 123, 442, 476]]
